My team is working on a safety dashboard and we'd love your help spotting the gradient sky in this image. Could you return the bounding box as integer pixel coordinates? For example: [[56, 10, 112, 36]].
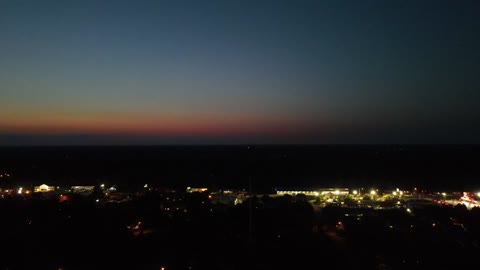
[[1, 0, 479, 145]]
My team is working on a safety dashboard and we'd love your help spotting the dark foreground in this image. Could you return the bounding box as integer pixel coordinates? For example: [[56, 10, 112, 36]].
[[1, 192, 480, 270]]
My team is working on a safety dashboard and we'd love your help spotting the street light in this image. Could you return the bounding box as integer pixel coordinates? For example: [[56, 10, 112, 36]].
[[352, 190, 358, 195], [370, 190, 376, 195]]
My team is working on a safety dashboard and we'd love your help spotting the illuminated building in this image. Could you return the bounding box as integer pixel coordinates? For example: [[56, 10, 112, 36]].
[[186, 187, 208, 193], [275, 188, 349, 196], [70, 186, 95, 194], [34, 184, 55, 193]]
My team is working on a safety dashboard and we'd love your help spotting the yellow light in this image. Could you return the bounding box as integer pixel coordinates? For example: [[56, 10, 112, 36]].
[[144, 184, 148, 188], [407, 208, 411, 213], [477, 192, 480, 197], [442, 192, 447, 196], [392, 191, 397, 196], [334, 190, 340, 195], [352, 190, 358, 195], [370, 190, 376, 195]]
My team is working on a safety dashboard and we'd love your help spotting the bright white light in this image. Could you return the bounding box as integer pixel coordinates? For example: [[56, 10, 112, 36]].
[[95, 199, 99, 203], [399, 191, 403, 195], [100, 184, 105, 188], [334, 190, 340, 195], [396, 188, 400, 192], [392, 191, 397, 196], [406, 208, 411, 213], [352, 190, 358, 195], [144, 184, 148, 188], [477, 192, 480, 197], [442, 192, 447, 196], [370, 190, 376, 195]]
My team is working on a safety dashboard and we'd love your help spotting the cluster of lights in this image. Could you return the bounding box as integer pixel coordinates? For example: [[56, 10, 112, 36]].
[[392, 189, 404, 196]]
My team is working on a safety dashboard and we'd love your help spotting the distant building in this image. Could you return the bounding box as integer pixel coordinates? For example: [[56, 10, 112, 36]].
[[186, 187, 208, 193], [34, 184, 55, 193], [275, 188, 349, 196], [318, 188, 349, 196], [71, 186, 95, 194]]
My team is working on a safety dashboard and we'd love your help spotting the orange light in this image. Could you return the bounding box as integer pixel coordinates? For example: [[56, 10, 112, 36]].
[[208, 195, 212, 199]]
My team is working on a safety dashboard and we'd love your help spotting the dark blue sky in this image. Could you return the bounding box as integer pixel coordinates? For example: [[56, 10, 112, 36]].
[[1, 0, 479, 144]]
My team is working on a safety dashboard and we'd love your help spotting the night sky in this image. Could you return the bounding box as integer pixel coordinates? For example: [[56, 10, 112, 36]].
[[1, 0, 479, 145]]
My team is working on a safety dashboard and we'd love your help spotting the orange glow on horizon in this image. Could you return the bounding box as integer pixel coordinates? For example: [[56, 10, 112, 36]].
[[0, 112, 334, 138]]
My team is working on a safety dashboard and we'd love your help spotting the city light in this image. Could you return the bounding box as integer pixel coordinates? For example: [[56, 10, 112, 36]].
[[352, 190, 358, 195], [392, 191, 397, 196], [144, 184, 148, 188], [477, 192, 480, 197], [334, 190, 340, 195], [370, 190, 376, 195]]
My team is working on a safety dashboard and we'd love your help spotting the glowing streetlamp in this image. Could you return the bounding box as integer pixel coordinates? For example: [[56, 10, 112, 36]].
[[370, 190, 376, 196]]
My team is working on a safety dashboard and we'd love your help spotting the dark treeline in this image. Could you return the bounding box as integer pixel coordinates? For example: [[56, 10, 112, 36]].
[[1, 145, 479, 192]]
